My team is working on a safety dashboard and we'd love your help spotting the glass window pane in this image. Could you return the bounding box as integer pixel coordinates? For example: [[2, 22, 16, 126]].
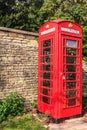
[[43, 48, 52, 55], [43, 40, 51, 47], [43, 56, 51, 63], [66, 90, 76, 98], [43, 72, 50, 79], [66, 82, 76, 89], [66, 74, 76, 80], [68, 98, 76, 106], [66, 57, 76, 64], [42, 80, 50, 87], [66, 65, 76, 72], [42, 96, 50, 104], [66, 40, 76, 47], [41, 88, 51, 96], [43, 64, 51, 71], [66, 48, 76, 55]]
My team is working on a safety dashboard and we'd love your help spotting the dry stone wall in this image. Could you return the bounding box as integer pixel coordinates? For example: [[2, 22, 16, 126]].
[[0, 27, 38, 107]]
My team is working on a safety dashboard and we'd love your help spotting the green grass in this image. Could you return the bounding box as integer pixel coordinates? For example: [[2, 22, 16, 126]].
[[0, 114, 47, 130]]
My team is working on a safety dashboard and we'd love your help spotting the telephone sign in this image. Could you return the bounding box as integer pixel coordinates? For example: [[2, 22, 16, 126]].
[[61, 27, 80, 34], [66, 40, 76, 47], [38, 20, 82, 119]]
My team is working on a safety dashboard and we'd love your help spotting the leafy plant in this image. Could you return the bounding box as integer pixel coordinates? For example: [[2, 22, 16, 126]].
[[0, 92, 26, 122], [31, 100, 37, 109], [83, 26, 87, 61], [83, 44, 87, 61]]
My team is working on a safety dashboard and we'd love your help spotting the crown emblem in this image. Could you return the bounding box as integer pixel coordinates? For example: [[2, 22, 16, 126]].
[[68, 23, 73, 28], [46, 24, 49, 29]]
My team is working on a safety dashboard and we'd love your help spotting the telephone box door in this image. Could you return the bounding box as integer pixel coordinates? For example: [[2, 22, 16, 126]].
[[60, 35, 82, 117]]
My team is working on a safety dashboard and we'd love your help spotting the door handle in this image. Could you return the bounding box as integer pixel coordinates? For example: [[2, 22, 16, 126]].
[[60, 72, 65, 79]]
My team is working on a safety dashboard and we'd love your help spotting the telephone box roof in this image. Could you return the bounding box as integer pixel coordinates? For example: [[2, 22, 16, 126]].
[[46, 20, 81, 27]]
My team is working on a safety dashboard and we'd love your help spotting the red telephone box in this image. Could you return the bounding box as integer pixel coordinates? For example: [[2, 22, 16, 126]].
[[38, 20, 82, 119]]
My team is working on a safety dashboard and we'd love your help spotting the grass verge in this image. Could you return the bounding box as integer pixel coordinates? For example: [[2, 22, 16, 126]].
[[0, 114, 47, 130]]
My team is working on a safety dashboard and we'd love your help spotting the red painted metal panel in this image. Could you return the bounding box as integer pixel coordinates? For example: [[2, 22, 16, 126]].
[[38, 20, 82, 119]]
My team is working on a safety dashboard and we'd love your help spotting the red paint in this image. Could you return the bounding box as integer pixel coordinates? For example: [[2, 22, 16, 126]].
[[38, 20, 82, 119]]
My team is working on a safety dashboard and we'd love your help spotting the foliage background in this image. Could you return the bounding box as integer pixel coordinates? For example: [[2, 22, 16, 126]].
[[0, 0, 87, 60]]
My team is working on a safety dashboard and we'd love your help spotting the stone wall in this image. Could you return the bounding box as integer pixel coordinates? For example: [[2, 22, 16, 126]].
[[83, 60, 87, 97], [0, 27, 38, 107]]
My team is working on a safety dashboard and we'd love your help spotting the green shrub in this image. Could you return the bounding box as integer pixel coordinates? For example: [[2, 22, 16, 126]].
[[31, 100, 37, 108], [83, 26, 87, 61], [83, 97, 87, 107], [0, 92, 26, 122]]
